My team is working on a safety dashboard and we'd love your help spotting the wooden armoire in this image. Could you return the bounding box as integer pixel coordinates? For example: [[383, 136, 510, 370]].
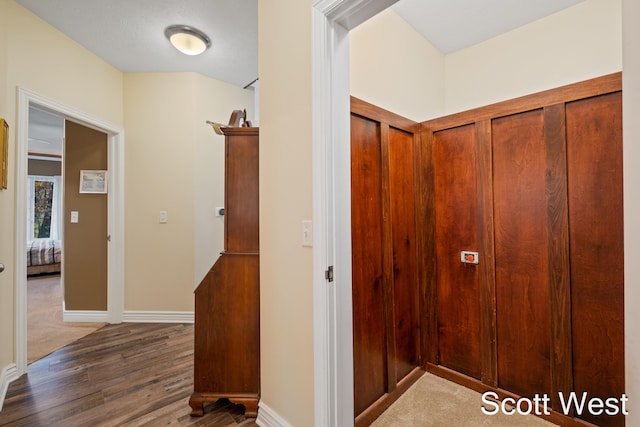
[[189, 126, 260, 418]]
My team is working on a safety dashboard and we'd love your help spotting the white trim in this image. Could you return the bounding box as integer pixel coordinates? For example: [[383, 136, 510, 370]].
[[122, 311, 195, 324], [0, 364, 19, 412], [256, 401, 294, 427], [62, 310, 109, 323], [311, 1, 399, 425], [16, 87, 125, 376], [312, 2, 390, 426]]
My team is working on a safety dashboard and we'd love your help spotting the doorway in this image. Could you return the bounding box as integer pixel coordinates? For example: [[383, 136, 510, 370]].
[[25, 108, 110, 364], [14, 88, 125, 376]]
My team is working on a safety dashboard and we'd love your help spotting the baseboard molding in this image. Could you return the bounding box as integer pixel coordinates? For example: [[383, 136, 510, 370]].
[[63, 310, 109, 323], [256, 401, 293, 427], [122, 311, 194, 324], [0, 364, 19, 412]]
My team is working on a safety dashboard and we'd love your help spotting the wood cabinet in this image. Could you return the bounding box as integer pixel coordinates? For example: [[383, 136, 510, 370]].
[[189, 127, 260, 418]]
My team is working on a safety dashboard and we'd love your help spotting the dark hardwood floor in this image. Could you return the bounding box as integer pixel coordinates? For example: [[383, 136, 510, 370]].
[[0, 323, 259, 427]]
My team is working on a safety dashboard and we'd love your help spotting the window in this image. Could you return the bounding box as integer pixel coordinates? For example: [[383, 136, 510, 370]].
[[27, 175, 61, 241]]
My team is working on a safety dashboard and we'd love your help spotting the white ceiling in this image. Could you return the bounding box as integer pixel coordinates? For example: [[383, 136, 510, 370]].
[[18, 0, 586, 156], [392, 0, 585, 54]]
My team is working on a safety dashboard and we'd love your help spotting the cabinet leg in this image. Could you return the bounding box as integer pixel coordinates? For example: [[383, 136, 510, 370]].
[[229, 397, 259, 418], [189, 393, 259, 418], [188, 396, 207, 417]]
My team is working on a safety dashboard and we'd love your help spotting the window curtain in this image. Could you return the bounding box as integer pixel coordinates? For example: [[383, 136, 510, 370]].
[[27, 175, 62, 241]]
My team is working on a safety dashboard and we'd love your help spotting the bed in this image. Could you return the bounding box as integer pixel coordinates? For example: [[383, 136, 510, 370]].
[[27, 238, 62, 276]]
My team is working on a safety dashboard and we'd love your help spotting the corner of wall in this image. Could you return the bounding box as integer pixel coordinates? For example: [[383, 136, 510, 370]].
[[256, 401, 294, 427], [0, 363, 19, 412]]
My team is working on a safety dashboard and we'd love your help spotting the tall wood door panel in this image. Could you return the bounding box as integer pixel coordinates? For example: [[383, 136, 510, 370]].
[[566, 92, 624, 427], [351, 97, 423, 426], [432, 124, 482, 380], [492, 109, 552, 397]]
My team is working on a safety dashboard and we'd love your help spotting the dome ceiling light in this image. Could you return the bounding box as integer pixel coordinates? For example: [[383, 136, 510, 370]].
[[164, 25, 211, 56]]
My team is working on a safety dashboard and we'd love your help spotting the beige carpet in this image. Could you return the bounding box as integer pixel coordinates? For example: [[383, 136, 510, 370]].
[[371, 373, 555, 427], [27, 275, 105, 364]]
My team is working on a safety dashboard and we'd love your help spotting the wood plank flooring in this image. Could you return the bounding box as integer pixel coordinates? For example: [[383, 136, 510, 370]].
[[0, 323, 259, 427]]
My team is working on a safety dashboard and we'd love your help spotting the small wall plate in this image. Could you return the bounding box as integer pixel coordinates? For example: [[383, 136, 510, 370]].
[[461, 251, 479, 264]]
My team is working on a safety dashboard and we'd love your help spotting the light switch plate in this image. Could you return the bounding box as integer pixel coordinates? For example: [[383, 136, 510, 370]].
[[70, 211, 79, 223], [159, 210, 168, 224], [302, 220, 313, 247]]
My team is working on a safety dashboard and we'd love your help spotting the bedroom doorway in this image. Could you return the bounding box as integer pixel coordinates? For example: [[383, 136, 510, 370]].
[[15, 88, 125, 376], [25, 107, 107, 364]]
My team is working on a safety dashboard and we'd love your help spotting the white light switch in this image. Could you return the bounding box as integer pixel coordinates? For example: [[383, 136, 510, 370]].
[[159, 211, 168, 224], [302, 220, 313, 247], [70, 211, 79, 223]]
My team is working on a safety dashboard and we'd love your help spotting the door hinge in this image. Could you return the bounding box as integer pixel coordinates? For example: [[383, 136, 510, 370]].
[[325, 266, 334, 282]]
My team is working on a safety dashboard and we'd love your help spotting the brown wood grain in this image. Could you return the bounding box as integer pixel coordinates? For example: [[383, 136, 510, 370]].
[[351, 100, 423, 424], [544, 104, 574, 413], [475, 119, 498, 387], [191, 127, 260, 418], [420, 76, 623, 427], [433, 124, 482, 380], [566, 92, 624, 427], [492, 109, 551, 398], [420, 125, 438, 367], [351, 113, 388, 417], [0, 323, 257, 426], [388, 126, 420, 382], [224, 127, 259, 252]]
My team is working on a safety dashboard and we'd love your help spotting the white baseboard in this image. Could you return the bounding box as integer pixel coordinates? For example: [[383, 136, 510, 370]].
[[63, 310, 109, 323], [122, 311, 194, 324], [0, 364, 19, 412], [256, 401, 293, 427]]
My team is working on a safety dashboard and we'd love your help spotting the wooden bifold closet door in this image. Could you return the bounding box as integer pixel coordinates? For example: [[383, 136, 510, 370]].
[[350, 98, 424, 426]]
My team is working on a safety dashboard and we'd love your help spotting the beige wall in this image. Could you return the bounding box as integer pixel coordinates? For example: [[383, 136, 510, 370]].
[[350, 0, 622, 121], [445, 0, 622, 114], [0, 0, 123, 377], [259, 0, 315, 425], [123, 72, 254, 311], [350, 8, 445, 122]]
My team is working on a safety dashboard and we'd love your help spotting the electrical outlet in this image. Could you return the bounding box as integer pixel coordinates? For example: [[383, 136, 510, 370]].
[[461, 251, 479, 264]]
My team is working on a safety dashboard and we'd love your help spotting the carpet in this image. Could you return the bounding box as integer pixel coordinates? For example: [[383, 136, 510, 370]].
[[371, 373, 555, 427], [27, 275, 105, 364]]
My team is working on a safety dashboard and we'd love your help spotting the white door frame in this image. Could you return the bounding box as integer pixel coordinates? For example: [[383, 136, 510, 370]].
[[15, 87, 125, 375], [311, 1, 398, 425]]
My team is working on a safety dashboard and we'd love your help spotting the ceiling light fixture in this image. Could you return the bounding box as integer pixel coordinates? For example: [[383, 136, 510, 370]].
[[164, 25, 211, 56]]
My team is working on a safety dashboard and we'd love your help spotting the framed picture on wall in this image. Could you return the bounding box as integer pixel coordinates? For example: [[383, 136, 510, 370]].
[[1, 118, 8, 190], [79, 170, 108, 194]]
